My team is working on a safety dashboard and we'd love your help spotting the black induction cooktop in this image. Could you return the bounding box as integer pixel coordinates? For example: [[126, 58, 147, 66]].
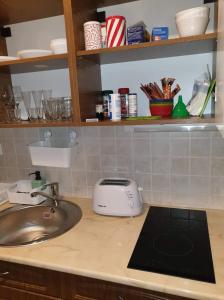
[[128, 207, 215, 283]]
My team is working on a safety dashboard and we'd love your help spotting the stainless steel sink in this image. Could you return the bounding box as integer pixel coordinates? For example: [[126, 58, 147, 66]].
[[0, 200, 82, 246]]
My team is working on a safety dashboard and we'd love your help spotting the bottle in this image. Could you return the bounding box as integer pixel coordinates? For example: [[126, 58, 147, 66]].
[[29, 171, 45, 189], [96, 104, 104, 121], [118, 88, 129, 119], [102, 90, 113, 119], [109, 94, 121, 121], [128, 93, 138, 117], [97, 11, 107, 48]]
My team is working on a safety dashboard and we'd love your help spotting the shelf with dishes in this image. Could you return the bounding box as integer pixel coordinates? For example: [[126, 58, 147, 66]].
[[0, 53, 68, 73], [77, 32, 217, 64]]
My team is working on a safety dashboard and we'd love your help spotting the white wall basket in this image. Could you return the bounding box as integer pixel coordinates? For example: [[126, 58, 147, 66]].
[[28, 129, 77, 168]]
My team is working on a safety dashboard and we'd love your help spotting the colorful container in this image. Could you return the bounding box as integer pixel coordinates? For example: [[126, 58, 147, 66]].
[[106, 16, 126, 48], [150, 99, 173, 117], [84, 21, 102, 50]]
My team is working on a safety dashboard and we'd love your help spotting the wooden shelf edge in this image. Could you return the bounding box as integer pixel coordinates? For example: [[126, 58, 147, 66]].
[[0, 120, 77, 128], [80, 116, 216, 126], [0, 116, 216, 128], [0, 53, 68, 67], [77, 32, 217, 57]]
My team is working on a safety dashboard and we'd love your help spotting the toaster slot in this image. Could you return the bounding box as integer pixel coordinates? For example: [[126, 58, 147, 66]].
[[100, 179, 130, 186]]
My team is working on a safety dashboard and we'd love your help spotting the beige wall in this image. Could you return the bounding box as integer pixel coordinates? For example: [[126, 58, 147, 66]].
[[0, 127, 224, 210]]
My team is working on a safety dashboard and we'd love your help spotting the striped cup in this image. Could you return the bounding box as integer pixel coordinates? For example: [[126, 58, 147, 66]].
[[106, 16, 126, 48]]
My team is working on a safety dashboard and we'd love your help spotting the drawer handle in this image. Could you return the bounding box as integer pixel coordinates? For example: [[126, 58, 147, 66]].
[[118, 297, 125, 300], [0, 271, 9, 276]]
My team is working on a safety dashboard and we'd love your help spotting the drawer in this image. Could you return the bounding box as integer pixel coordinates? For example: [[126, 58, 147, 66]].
[[0, 260, 61, 297], [0, 285, 61, 300], [61, 273, 192, 300]]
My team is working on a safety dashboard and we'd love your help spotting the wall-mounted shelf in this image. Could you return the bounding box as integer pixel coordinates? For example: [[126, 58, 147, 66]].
[[95, 0, 138, 8], [77, 32, 217, 64], [0, 120, 75, 128], [0, 0, 63, 25], [0, 0, 220, 129], [0, 54, 68, 74]]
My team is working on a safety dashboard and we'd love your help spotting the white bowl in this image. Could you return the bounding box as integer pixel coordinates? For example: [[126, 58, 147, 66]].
[[17, 49, 52, 58], [176, 6, 210, 20], [50, 38, 67, 54], [176, 15, 209, 37]]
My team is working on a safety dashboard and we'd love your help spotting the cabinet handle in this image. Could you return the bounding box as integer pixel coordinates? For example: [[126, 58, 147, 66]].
[[0, 271, 9, 276], [118, 296, 125, 300]]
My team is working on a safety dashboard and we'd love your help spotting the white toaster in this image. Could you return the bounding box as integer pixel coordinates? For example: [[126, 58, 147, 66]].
[[93, 178, 143, 217]]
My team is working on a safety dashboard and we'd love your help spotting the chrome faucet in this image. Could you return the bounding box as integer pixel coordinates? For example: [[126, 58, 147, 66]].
[[31, 182, 59, 207]]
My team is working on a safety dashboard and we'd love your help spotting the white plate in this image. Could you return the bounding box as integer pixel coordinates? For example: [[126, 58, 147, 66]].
[[0, 56, 19, 61], [17, 49, 53, 58]]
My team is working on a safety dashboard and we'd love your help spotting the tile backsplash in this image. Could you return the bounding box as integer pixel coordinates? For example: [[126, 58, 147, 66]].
[[0, 126, 224, 210]]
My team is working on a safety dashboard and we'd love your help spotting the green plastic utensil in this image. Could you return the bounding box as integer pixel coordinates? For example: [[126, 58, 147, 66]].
[[172, 95, 189, 118]]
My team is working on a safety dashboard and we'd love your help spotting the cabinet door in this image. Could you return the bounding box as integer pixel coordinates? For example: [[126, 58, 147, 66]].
[[0, 260, 61, 298], [216, 0, 224, 123], [61, 273, 193, 300]]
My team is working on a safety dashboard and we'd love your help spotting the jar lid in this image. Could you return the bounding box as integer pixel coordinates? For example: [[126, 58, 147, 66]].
[[102, 90, 113, 95], [118, 88, 129, 94], [106, 16, 126, 22], [84, 21, 100, 26]]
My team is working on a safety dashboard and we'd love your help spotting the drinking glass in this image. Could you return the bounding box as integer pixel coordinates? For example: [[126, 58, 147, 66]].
[[21, 91, 33, 120], [42, 89, 52, 101], [32, 90, 43, 119], [62, 97, 72, 120]]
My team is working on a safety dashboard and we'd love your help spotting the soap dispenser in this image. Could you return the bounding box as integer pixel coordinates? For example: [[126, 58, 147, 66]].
[[29, 171, 45, 189]]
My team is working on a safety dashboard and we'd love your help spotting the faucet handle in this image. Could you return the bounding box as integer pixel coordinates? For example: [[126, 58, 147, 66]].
[[43, 182, 59, 198]]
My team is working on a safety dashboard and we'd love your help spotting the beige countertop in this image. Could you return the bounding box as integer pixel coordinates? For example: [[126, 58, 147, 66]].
[[0, 198, 223, 300]]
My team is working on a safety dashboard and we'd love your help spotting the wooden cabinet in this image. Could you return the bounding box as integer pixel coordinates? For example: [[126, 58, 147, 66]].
[[0, 260, 194, 300], [0, 0, 222, 128], [0, 260, 61, 299]]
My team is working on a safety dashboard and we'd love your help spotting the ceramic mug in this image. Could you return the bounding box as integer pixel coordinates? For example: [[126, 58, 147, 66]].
[[84, 21, 102, 50]]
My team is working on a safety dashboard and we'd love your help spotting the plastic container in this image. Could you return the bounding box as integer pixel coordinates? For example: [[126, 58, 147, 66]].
[[29, 139, 74, 168], [7, 180, 48, 205]]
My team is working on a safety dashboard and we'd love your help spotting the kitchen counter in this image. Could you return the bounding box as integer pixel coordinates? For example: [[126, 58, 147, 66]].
[[0, 198, 223, 300]]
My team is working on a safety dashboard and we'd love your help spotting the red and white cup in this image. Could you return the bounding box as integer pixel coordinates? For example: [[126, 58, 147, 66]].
[[84, 21, 102, 50], [106, 16, 126, 48]]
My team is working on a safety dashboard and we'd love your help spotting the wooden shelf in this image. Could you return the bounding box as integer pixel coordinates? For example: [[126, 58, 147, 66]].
[[0, 119, 76, 128], [77, 33, 217, 64], [0, 0, 63, 25], [95, 0, 138, 8], [80, 116, 216, 126], [0, 54, 68, 74]]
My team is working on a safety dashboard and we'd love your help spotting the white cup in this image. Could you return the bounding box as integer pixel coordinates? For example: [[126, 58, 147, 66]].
[[84, 21, 102, 50]]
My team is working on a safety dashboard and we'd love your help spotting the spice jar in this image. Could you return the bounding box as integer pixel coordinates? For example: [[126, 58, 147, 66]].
[[118, 88, 129, 119], [102, 90, 113, 119], [96, 104, 104, 121]]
